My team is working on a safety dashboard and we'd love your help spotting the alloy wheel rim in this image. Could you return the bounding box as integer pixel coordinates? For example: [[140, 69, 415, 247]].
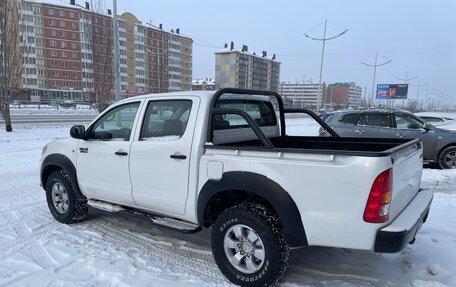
[[445, 151, 456, 167], [223, 224, 265, 274], [51, 182, 69, 214]]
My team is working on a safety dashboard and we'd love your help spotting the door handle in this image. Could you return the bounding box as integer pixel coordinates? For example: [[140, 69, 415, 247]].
[[115, 151, 128, 156], [395, 133, 405, 138], [170, 154, 186, 160], [355, 130, 365, 134]]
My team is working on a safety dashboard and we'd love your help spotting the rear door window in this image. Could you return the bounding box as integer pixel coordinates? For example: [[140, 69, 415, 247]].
[[338, 113, 360, 125], [357, 114, 391, 127]]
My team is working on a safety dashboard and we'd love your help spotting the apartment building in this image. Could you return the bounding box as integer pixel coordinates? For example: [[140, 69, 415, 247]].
[[215, 42, 280, 91], [279, 82, 326, 109], [192, 78, 216, 91], [325, 82, 363, 108], [15, 1, 193, 102]]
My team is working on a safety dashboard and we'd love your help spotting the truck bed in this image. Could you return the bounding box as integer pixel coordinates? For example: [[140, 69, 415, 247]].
[[210, 135, 421, 157]]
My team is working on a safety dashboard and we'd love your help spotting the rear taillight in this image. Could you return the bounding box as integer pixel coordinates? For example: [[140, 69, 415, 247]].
[[363, 169, 392, 223]]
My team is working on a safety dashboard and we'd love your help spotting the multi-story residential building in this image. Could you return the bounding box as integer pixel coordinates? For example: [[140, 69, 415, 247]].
[[192, 78, 216, 91], [215, 42, 280, 91], [118, 13, 193, 96], [14, 1, 193, 102], [279, 82, 326, 109], [325, 82, 363, 108]]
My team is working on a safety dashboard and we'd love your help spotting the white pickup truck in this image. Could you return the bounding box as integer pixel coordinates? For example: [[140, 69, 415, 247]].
[[40, 88, 433, 286]]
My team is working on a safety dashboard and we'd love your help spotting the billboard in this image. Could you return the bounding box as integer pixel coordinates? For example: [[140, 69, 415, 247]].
[[376, 84, 408, 100]]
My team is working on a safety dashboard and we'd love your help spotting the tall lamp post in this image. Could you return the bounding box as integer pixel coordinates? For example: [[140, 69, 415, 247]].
[[395, 71, 417, 108], [361, 53, 392, 107], [304, 19, 348, 111]]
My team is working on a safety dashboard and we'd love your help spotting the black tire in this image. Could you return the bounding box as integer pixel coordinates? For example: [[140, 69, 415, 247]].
[[45, 170, 88, 223], [211, 202, 290, 287], [438, 146, 456, 169]]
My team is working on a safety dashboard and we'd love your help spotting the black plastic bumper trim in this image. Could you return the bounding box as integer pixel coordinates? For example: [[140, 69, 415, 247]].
[[374, 200, 431, 253]]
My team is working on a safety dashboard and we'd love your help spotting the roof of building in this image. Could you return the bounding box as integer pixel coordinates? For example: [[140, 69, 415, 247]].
[[192, 78, 215, 85]]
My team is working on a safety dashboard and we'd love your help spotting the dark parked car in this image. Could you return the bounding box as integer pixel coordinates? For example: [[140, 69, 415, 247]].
[[320, 109, 456, 169]]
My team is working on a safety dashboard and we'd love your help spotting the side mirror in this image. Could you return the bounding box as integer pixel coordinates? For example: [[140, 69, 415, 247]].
[[70, 125, 86, 139], [420, 123, 431, 133]]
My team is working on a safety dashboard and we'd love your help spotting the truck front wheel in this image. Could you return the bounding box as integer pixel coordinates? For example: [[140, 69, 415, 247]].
[[45, 170, 88, 223], [211, 202, 290, 286]]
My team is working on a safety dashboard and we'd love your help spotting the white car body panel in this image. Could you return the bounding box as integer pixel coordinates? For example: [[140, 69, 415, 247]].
[[198, 146, 422, 250]]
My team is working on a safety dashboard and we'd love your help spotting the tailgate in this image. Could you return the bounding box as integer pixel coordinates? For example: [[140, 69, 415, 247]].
[[388, 140, 423, 221]]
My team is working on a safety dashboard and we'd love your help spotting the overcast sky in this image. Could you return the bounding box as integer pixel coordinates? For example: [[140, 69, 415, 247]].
[[52, 0, 456, 105]]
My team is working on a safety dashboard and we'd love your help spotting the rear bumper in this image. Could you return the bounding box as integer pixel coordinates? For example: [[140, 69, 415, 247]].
[[374, 189, 433, 253]]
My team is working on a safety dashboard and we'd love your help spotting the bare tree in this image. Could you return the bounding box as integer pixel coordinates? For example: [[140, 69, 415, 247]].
[[80, 2, 113, 112], [90, 13, 113, 112], [0, 0, 26, 132]]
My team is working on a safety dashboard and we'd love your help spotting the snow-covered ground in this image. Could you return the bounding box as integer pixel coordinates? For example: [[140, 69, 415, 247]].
[[0, 118, 455, 287]]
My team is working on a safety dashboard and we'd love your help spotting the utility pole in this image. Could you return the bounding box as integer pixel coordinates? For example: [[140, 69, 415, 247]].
[[361, 53, 392, 107], [395, 71, 417, 108], [113, 0, 121, 101], [412, 80, 427, 111], [304, 19, 348, 111]]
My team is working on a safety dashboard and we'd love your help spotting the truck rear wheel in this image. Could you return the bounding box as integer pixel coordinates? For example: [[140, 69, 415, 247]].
[[46, 170, 88, 223], [211, 202, 290, 286]]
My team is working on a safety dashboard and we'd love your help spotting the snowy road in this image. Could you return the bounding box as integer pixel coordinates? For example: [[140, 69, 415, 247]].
[[0, 120, 455, 287]]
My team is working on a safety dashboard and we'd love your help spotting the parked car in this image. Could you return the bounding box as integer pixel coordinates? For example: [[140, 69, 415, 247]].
[[40, 89, 431, 286], [320, 109, 456, 169], [415, 112, 456, 131], [59, 100, 77, 108]]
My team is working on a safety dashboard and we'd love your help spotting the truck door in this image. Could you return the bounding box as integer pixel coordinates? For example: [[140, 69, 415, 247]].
[[77, 102, 141, 205], [129, 97, 200, 215]]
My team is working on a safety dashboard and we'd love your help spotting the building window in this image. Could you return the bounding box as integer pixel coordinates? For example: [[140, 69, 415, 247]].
[[72, 52, 77, 58], [60, 41, 66, 48], [51, 60, 57, 66], [48, 8, 55, 15], [60, 31, 66, 37], [50, 30, 56, 36], [50, 50, 57, 57], [62, 62, 67, 67], [62, 51, 67, 57], [60, 20, 65, 28], [71, 43, 76, 49], [72, 62, 78, 68], [73, 72, 78, 78], [52, 71, 58, 77], [59, 10, 65, 17], [50, 19, 56, 26], [53, 81, 58, 87], [62, 72, 68, 77], [70, 12, 75, 18]]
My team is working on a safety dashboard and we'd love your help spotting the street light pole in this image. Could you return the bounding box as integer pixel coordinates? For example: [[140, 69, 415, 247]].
[[361, 53, 392, 107], [304, 19, 348, 111], [395, 71, 417, 108]]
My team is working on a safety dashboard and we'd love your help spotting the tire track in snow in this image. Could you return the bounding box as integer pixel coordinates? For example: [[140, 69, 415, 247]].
[[288, 265, 389, 287], [87, 219, 227, 284]]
